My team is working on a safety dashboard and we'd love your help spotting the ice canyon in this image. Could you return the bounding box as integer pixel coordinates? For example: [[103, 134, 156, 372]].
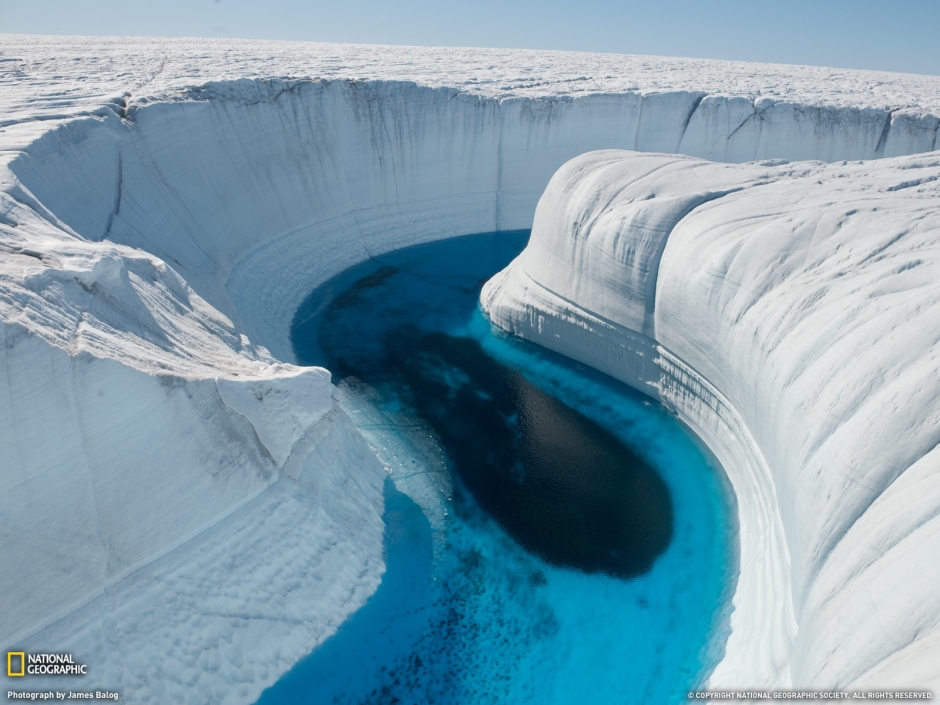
[[1, 35, 939, 702]]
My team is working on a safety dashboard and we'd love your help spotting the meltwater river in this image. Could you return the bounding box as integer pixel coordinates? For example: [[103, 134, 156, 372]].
[[257, 231, 737, 705]]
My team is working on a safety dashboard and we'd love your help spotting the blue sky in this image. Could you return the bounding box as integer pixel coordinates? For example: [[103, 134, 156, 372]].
[[1, 0, 938, 76]]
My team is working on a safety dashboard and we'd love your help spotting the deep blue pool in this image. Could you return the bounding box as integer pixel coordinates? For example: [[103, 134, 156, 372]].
[[257, 231, 737, 705]]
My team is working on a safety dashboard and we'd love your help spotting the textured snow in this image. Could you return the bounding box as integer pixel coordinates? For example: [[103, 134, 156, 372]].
[[1, 34, 940, 702], [482, 150, 940, 689], [5, 34, 940, 116]]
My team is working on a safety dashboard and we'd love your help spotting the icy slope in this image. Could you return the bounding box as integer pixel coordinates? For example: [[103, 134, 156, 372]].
[[0, 166, 388, 702], [2, 35, 940, 701], [482, 150, 940, 688]]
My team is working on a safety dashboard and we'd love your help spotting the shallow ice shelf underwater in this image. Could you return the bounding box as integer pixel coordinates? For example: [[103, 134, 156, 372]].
[[257, 232, 737, 705]]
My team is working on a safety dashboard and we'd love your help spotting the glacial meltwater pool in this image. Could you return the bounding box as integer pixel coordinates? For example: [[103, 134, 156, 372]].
[[257, 231, 737, 705]]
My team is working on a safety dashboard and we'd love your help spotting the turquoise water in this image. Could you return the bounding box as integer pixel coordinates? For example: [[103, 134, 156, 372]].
[[258, 231, 737, 705]]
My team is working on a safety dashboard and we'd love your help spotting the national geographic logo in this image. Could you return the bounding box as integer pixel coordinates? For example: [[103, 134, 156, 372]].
[[7, 652, 87, 677], [7, 652, 24, 677]]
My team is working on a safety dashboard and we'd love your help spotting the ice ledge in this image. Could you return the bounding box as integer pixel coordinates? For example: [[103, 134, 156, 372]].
[[216, 367, 333, 469]]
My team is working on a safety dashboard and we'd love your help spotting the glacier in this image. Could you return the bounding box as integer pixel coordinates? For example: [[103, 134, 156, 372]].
[[1, 34, 940, 702]]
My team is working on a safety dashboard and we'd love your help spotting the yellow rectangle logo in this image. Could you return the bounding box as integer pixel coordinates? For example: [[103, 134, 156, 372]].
[[7, 651, 25, 677]]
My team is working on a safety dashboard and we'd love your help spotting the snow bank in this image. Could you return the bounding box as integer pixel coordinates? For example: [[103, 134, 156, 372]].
[[482, 150, 940, 689], [2, 36, 940, 701]]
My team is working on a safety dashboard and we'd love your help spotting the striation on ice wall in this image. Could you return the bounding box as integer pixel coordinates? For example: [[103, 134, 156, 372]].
[[482, 150, 940, 690], [2, 35, 940, 701]]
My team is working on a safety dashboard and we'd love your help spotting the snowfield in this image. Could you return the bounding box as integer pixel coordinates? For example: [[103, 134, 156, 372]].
[[1, 34, 939, 702]]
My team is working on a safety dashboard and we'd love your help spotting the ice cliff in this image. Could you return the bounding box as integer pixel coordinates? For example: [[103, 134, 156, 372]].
[[1, 34, 939, 702], [482, 151, 940, 689]]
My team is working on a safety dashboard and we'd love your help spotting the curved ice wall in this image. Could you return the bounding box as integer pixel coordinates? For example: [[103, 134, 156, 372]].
[[482, 151, 940, 690], [15, 79, 939, 363], [2, 37, 940, 701]]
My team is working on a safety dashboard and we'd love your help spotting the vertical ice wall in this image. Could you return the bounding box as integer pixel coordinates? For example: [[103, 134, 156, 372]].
[[10, 79, 938, 362], [481, 150, 940, 690]]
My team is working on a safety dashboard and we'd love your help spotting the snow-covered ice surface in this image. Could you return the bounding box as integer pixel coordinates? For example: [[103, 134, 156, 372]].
[[482, 150, 940, 691], [1, 34, 939, 702]]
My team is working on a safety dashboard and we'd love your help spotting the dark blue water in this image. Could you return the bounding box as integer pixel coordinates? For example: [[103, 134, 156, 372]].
[[258, 231, 736, 705]]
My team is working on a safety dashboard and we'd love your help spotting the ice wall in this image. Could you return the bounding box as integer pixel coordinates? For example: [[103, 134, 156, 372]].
[[11, 78, 939, 365], [0, 172, 388, 702], [3, 37, 940, 701], [482, 150, 940, 690]]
